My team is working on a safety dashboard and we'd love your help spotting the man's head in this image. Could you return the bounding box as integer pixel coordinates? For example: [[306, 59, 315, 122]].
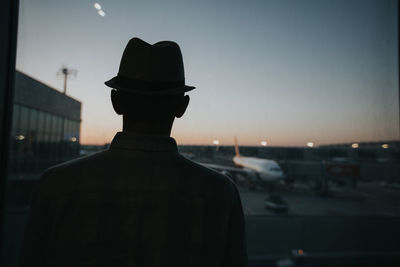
[[111, 90, 190, 123], [105, 37, 195, 95], [105, 37, 194, 134]]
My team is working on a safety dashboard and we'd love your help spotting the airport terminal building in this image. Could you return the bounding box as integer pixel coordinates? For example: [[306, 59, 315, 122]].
[[8, 71, 81, 178]]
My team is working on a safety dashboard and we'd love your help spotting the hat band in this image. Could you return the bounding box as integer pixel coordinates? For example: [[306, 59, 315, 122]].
[[115, 74, 185, 91]]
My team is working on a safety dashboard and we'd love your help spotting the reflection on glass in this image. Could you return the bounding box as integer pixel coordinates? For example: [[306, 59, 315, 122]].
[[11, 104, 20, 135], [37, 110, 45, 132], [1, 0, 399, 266], [28, 109, 37, 131], [44, 113, 51, 134], [19, 106, 29, 131]]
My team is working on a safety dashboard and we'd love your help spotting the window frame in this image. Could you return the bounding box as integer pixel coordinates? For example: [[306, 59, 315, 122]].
[[0, 0, 19, 260]]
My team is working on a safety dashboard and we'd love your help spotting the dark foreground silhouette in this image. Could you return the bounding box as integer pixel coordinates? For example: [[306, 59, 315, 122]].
[[20, 37, 248, 267]]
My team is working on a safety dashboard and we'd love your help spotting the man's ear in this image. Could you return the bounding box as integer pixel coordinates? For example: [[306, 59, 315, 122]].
[[175, 95, 190, 118], [111, 90, 123, 115]]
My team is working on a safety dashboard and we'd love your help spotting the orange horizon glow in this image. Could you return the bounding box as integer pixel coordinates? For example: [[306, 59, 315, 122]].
[[79, 129, 400, 147]]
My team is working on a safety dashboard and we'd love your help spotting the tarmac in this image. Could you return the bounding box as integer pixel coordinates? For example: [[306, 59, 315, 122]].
[[237, 182, 400, 266], [238, 181, 400, 217], [197, 156, 400, 265]]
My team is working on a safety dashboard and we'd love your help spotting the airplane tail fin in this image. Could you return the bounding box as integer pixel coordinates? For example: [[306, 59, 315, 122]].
[[234, 136, 240, 157]]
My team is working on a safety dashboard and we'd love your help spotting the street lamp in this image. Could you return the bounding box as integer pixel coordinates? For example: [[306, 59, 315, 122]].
[[261, 141, 267, 146], [94, 3, 102, 10], [57, 66, 77, 95], [94, 2, 106, 16], [213, 140, 219, 152], [16, 135, 25, 141]]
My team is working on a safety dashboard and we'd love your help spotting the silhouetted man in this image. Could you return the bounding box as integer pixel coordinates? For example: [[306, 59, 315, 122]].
[[20, 37, 248, 267]]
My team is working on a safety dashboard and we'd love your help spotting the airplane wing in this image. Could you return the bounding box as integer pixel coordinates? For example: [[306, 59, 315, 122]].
[[200, 162, 262, 191], [199, 163, 255, 176]]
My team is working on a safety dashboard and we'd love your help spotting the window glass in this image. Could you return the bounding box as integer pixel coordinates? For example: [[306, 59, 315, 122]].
[[19, 106, 29, 132], [2, 1, 399, 266], [37, 110, 45, 133], [70, 120, 75, 140], [63, 119, 70, 140], [50, 114, 56, 133], [55, 116, 62, 136], [43, 133, 50, 152], [68, 120, 74, 141], [11, 104, 20, 135], [52, 117, 61, 142], [29, 108, 38, 132], [74, 121, 80, 140], [44, 113, 52, 134]]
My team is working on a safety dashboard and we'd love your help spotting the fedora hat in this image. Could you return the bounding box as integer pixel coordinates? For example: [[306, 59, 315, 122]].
[[105, 37, 195, 95]]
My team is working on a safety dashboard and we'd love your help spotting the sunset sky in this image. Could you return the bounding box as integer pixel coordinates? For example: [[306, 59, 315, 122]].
[[16, 0, 399, 146]]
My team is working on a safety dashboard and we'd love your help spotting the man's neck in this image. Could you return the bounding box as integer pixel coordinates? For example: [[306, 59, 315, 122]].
[[122, 117, 174, 137]]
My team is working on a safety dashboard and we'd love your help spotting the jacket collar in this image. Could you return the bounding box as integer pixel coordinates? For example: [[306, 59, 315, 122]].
[[110, 132, 178, 152]]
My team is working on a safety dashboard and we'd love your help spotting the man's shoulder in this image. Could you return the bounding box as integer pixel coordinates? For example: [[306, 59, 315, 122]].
[[39, 150, 111, 190], [46, 150, 110, 174], [39, 150, 237, 196], [177, 154, 237, 189]]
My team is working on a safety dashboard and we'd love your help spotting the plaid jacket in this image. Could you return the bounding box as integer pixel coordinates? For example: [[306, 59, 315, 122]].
[[20, 132, 248, 267]]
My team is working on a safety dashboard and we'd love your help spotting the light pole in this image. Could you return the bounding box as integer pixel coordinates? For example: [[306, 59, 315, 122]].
[[306, 142, 314, 148], [57, 66, 77, 95], [213, 140, 220, 152], [56, 66, 77, 151], [261, 141, 268, 147]]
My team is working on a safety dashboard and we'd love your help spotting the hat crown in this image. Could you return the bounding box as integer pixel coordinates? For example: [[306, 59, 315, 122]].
[[118, 38, 185, 83], [105, 37, 195, 95]]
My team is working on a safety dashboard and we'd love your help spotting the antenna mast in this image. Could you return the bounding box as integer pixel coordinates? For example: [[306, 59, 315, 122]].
[[57, 66, 77, 95]]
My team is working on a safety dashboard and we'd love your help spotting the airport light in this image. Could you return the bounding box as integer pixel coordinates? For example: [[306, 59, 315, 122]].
[[16, 135, 25, 141], [94, 3, 102, 10], [213, 140, 219, 152], [382, 144, 389, 149], [261, 141, 268, 146], [351, 143, 359, 149], [306, 142, 314, 148], [93, 2, 106, 17]]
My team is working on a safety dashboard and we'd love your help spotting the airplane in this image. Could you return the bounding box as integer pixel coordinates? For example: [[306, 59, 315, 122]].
[[202, 137, 286, 193]]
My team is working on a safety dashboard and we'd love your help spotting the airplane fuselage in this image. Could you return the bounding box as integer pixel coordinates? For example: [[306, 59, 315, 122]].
[[233, 156, 285, 183]]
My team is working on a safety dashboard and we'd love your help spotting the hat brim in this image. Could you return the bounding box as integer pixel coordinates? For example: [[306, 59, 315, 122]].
[[105, 76, 195, 95]]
